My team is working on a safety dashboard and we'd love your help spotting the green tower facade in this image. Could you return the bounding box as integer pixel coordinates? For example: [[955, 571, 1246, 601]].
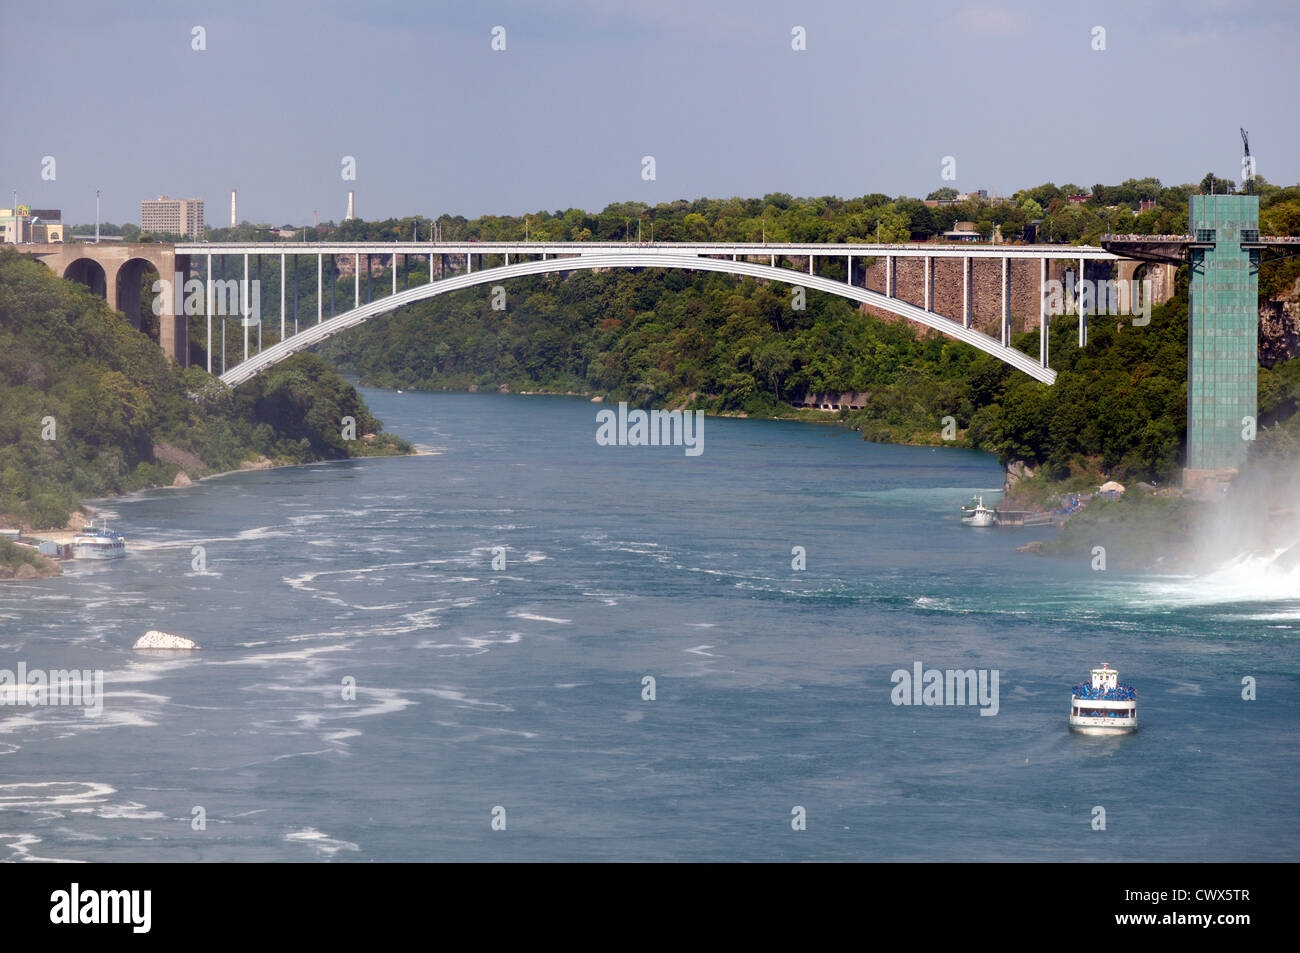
[[1185, 194, 1259, 483]]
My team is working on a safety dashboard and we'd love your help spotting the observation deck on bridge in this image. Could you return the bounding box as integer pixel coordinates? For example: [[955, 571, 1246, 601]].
[[1101, 232, 1300, 265]]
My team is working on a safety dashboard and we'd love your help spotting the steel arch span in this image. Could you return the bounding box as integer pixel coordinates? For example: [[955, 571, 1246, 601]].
[[218, 253, 1057, 387]]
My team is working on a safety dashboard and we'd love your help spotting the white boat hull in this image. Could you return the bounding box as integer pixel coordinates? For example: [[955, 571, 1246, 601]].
[[73, 544, 125, 560], [962, 512, 996, 527], [1068, 719, 1137, 735]]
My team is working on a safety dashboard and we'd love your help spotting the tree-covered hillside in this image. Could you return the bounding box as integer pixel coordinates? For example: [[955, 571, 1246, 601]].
[[0, 249, 410, 532]]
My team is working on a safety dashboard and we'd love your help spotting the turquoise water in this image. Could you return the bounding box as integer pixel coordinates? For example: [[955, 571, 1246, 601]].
[[0, 390, 1295, 861]]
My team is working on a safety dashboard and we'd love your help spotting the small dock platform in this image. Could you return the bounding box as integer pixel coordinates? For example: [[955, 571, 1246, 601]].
[[994, 509, 1066, 527]]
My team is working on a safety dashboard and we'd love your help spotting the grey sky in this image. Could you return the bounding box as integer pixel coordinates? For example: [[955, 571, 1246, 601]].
[[3, 0, 1297, 227]]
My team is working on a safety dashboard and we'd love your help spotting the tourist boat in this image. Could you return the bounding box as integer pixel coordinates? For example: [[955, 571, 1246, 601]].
[[1069, 663, 1137, 734], [961, 495, 997, 527], [71, 520, 126, 560]]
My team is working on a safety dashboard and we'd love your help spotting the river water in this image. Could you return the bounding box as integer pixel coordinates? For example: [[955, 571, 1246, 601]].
[[1, 390, 1296, 861]]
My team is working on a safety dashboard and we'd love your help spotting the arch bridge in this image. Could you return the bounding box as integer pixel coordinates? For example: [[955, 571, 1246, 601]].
[[172, 240, 1124, 387], [17, 240, 1136, 385]]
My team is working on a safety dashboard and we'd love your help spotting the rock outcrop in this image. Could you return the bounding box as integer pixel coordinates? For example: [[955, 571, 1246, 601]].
[[133, 630, 200, 650]]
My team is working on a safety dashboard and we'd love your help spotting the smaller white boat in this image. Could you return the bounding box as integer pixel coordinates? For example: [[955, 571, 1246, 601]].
[[1069, 663, 1137, 735], [961, 495, 997, 527], [71, 520, 126, 560]]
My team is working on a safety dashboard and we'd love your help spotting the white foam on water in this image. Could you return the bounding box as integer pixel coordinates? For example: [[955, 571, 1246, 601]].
[[209, 644, 350, 667], [419, 686, 510, 710], [508, 611, 571, 624], [74, 801, 167, 821], [414, 631, 522, 656], [253, 683, 417, 725], [284, 827, 360, 857], [1242, 610, 1300, 621], [0, 833, 82, 863], [0, 781, 115, 810]]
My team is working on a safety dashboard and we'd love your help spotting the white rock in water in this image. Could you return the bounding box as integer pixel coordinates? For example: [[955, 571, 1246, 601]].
[[134, 630, 200, 650]]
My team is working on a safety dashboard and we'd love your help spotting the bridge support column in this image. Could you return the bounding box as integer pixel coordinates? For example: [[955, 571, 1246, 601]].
[[962, 256, 969, 328], [468, 252, 472, 274], [1001, 257, 1008, 346], [846, 253, 852, 287], [280, 253, 286, 341], [243, 253, 249, 364], [206, 253, 213, 374], [317, 253, 322, 325], [886, 256, 892, 297], [392, 254, 397, 296], [1078, 255, 1086, 347], [160, 253, 190, 366], [1039, 257, 1047, 367], [355, 253, 360, 308], [924, 256, 931, 312]]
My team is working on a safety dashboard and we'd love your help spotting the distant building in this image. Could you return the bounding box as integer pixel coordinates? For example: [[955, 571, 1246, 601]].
[[1066, 194, 1089, 204], [141, 196, 205, 239], [1138, 199, 1157, 212], [944, 220, 981, 242], [1, 206, 66, 243]]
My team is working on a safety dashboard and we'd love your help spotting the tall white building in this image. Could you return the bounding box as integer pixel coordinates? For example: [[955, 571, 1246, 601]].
[[141, 196, 205, 239]]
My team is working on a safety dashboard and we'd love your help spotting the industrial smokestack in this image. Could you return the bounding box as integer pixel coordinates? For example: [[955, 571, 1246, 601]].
[[230, 189, 237, 228], [346, 190, 355, 221]]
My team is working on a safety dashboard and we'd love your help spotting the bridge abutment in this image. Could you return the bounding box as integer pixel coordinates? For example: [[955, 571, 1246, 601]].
[[18, 242, 188, 365]]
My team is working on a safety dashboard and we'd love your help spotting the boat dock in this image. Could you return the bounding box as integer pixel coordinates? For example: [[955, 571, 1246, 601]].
[[993, 509, 1067, 527]]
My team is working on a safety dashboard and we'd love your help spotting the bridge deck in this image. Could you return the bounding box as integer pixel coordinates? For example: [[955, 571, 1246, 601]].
[[176, 240, 1120, 261]]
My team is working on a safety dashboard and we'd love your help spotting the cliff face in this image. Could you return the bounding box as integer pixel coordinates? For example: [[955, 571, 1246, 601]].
[[853, 256, 1299, 368], [1260, 277, 1300, 367]]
